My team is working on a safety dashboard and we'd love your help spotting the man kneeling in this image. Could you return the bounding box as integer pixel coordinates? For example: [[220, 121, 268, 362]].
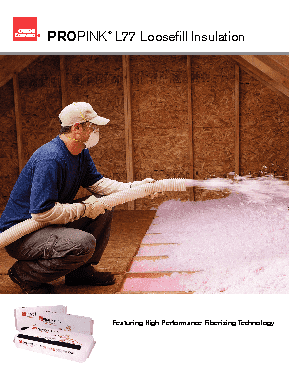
[[0, 102, 151, 294]]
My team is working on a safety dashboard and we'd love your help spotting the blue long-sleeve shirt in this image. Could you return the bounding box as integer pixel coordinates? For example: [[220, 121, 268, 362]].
[[0, 136, 103, 232]]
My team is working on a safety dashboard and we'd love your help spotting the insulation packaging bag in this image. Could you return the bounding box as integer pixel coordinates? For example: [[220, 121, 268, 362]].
[[14, 327, 95, 363], [20, 310, 94, 335], [14, 306, 95, 363], [15, 305, 67, 331]]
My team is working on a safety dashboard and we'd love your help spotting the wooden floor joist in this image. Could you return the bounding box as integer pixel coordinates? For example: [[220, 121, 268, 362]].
[[132, 255, 169, 261], [119, 291, 195, 294], [125, 270, 202, 278], [139, 243, 180, 246]]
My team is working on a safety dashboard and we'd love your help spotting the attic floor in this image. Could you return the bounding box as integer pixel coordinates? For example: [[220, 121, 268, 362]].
[[0, 210, 156, 294]]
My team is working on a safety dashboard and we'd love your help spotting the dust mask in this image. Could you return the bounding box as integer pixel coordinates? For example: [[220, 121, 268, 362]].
[[84, 130, 99, 148]]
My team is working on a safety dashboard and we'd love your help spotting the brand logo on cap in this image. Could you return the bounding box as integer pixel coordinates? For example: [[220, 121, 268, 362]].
[[13, 17, 40, 41]]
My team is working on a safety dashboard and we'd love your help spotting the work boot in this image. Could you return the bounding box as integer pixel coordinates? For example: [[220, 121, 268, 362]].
[[8, 266, 55, 294], [65, 264, 116, 286]]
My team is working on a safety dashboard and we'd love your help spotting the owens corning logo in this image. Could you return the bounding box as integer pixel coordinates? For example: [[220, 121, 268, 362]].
[[13, 17, 40, 41]]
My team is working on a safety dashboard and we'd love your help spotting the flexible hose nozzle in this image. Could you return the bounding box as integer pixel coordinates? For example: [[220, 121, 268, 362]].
[[98, 178, 187, 209]]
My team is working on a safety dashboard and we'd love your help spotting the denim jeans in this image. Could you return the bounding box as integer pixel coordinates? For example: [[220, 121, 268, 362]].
[[5, 197, 114, 284]]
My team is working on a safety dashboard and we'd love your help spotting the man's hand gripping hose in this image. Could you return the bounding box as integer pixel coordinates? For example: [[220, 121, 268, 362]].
[[81, 195, 111, 219]]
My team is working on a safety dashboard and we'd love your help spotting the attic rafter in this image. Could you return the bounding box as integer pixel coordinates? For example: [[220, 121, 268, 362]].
[[0, 55, 40, 88], [239, 55, 289, 90], [255, 55, 289, 82], [269, 55, 289, 71], [230, 56, 289, 101]]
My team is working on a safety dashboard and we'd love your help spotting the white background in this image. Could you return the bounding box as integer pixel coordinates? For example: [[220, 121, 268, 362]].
[[2, 295, 288, 373], [1, 1, 289, 373], [0, 0, 288, 52]]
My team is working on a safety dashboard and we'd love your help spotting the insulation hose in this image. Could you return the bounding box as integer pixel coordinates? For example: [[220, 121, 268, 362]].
[[0, 178, 191, 249], [99, 178, 187, 209]]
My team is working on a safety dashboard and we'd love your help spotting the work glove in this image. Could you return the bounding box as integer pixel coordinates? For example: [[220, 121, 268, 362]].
[[130, 178, 159, 199], [130, 178, 155, 187], [82, 195, 111, 219]]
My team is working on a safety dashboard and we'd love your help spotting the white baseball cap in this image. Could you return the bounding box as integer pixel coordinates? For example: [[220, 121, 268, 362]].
[[59, 102, 110, 127]]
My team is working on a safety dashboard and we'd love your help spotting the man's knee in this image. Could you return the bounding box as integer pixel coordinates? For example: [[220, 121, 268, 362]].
[[83, 232, 96, 252], [46, 229, 96, 260], [72, 231, 96, 256]]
